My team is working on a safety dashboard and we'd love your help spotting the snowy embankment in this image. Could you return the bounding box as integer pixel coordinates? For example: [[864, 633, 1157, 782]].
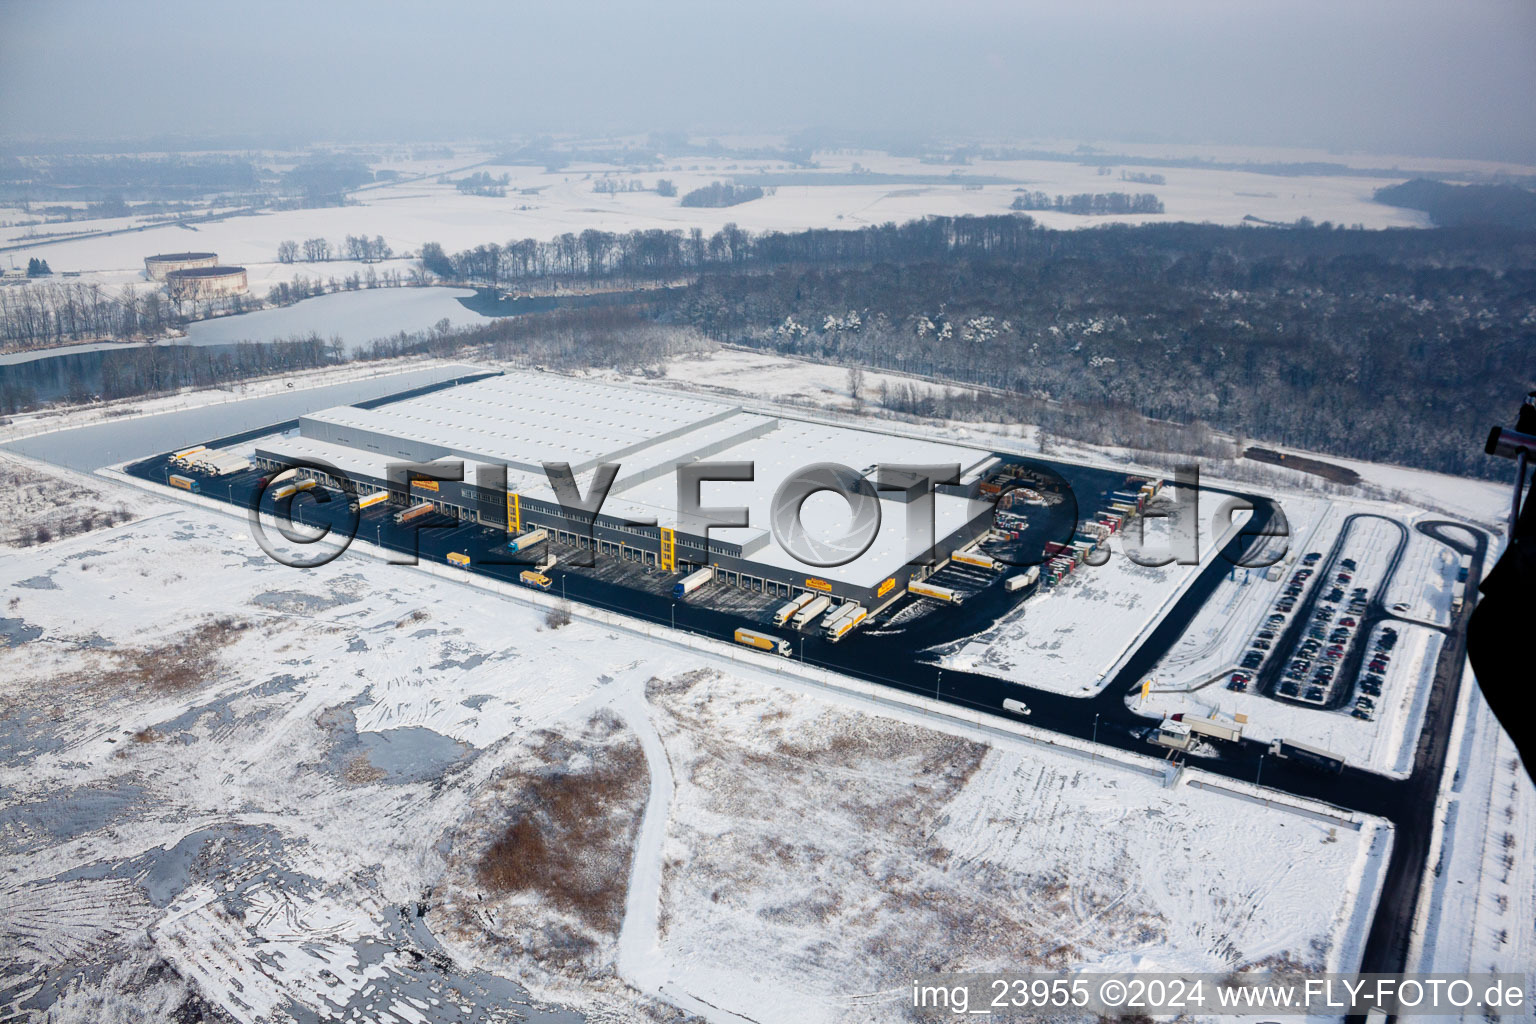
[[1407, 667, 1536, 1006]]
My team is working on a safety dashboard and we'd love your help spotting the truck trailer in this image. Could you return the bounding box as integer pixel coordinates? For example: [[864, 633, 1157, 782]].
[[446, 552, 471, 568], [168, 474, 199, 492], [790, 594, 833, 628], [772, 591, 817, 626], [358, 491, 390, 509], [519, 570, 552, 591], [908, 581, 962, 604], [507, 528, 548, 554], [734, 628, 792, 656], [1005, 567, 1040, 592], [394, 501, 434, 524], [951, 550, 999, 571], [673, 566, 715, 598], [1268, 738, 1344, 773], [823, 605, 867, 641]]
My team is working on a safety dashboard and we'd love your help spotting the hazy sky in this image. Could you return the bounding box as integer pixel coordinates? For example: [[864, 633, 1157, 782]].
[[3, 0, 1534, 162]]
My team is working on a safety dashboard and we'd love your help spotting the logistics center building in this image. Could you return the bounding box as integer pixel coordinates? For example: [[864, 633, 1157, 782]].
[[251, 372, 998, 606]]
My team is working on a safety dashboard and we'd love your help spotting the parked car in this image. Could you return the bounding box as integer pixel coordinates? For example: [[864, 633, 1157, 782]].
[[1342, 558, 1358, 570], [1280, 682, 1300, 697], [1352, 708, 1372, 720], [1305, 686, 1325, 701]]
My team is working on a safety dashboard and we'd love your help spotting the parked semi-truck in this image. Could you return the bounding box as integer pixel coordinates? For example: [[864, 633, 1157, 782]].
[[909, 581, 963, 604], [394, 501, 433, 524], [734, 628, 792, 656], [168, 474, 199, 492], [824, 605, 867, 641], [1268, 738, 1344, 773], [1005, 567, 1040, 592], [507, 528, 548, 553], [271, 484, 298, 501], [772, 591, 817, 626], [791, 594, 833, 628], [519, 570, 552, 591], [673, 566, 715, 598], [447, 552, 471, 568]]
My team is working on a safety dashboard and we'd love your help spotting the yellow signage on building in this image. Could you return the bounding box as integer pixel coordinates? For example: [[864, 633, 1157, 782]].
[[877, 577, 896, 598], [412, 479, 440, 492], [660, 528, 676, 572], [806, 578, 832, 592], [507, 492, 521, 533]]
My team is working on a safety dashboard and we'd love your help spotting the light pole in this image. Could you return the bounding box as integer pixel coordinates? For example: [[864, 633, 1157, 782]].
[[934, 670, 942, 701], [1256, 753, 1265, 788], [1093, 713, 1100, 747]]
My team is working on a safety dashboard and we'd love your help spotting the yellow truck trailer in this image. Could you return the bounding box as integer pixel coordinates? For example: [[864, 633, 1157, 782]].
[[733, 627, 792, 656]]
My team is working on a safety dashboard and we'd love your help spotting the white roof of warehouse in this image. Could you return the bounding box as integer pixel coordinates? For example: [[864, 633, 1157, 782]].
[[263, 372, 998, 588], [302, 373, 739, 471], [614, 418, 993, 587]]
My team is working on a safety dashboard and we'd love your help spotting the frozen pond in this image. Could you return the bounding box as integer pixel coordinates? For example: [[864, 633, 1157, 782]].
[[182, 286, 489, 353]]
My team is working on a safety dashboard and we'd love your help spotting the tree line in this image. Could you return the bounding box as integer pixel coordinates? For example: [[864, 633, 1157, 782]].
[[1010, 191, 1164, 215]]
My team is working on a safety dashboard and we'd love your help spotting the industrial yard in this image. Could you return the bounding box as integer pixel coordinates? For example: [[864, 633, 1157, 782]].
[[0, 356, 1523, 1024]]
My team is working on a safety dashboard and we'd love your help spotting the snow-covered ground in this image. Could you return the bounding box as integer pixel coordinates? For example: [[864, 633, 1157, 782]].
[[635, 668, 1389, 1024], [11, 140, 1514, 298], [1408, 669, 1536, 1014], [929, 525, 1217, 697], [0, 460, 1394, 1024]]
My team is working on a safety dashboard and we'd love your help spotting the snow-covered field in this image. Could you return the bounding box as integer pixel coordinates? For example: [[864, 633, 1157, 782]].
[[0, 460, 1394, 1023], [633, 669, 1388, 1024], [10, 140, 1509, 300]]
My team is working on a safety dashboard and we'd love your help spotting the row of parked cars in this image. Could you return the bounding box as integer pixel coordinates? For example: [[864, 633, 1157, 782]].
[[1230, 550, 1329, 692], [1352, 626, 1399, 719], [1278, 557, 1368, 705]]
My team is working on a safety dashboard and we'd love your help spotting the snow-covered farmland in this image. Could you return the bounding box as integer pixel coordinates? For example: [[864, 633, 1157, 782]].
[[6, 141, 1490, 298], [628, 668, 1389, 1024]]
